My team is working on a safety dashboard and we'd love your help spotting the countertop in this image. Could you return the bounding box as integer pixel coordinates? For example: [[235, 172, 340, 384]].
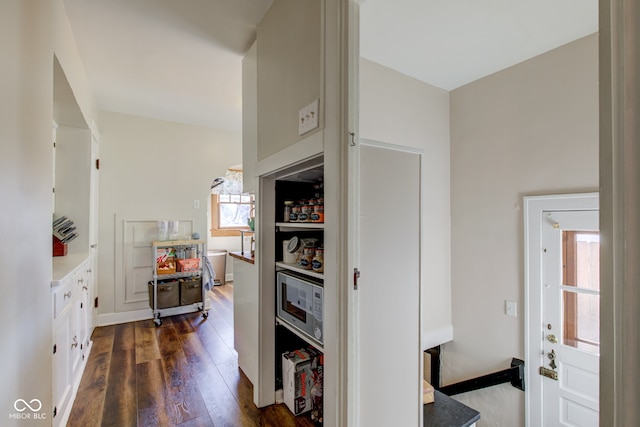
[[424, 390, 480, 427], [52, 252, 92, 287], [229, 251, 255, 264]]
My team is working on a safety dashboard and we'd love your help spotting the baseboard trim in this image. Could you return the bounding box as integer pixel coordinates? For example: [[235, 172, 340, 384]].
[[97, 300, 212, 327], [97, 309, 152, 327]]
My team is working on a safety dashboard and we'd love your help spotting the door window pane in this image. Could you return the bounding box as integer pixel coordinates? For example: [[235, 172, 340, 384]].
[[562, 290, 600, 355], [575, 233, 599, 291], [562, 230, 600, 355]]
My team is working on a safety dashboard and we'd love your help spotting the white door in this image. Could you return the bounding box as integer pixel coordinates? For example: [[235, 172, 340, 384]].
[[356, 140, 422, 427], [541, 209, 599, 426]]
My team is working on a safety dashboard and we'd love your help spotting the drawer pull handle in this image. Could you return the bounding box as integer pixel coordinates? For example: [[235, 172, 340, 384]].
[[64, 291, 72, 299], [82, 286, 88, 291], [71, 336, 78, 348]]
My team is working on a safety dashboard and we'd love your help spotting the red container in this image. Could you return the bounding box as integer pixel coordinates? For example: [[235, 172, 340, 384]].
[[177, 258, 200, 272], [53, 236, 67, 257]]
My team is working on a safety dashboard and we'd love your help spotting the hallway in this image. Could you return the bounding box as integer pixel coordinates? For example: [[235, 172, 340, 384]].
[[67, 283, 314, 426]]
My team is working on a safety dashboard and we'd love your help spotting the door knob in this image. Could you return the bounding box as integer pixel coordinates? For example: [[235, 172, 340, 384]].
[[547, 334, 558, 344]]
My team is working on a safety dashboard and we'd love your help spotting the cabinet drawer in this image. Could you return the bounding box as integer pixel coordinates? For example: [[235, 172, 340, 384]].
[[53, 278, 74, 319]]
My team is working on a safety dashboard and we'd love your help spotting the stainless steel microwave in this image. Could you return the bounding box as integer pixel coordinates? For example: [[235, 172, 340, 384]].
[[276, 271, 323, 344]]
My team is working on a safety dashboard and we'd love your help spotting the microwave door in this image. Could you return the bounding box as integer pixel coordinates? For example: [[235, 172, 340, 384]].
[[282, 282, 307, 323]]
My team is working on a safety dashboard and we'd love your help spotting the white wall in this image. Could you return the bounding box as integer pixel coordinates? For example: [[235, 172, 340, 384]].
[[97, 111, 241, 319], [256, 0, 322, 161], [0, 2, 54, 421], [0, 0, 99, 422], [359, 58, 452, 348], [448, 33, 598, 426]]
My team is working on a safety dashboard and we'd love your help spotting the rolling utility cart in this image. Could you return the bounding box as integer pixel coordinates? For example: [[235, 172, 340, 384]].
[[150, 239, 208, 326]]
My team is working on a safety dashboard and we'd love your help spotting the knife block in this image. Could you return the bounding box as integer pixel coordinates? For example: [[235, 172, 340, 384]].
[[53, 235, 68, 257]]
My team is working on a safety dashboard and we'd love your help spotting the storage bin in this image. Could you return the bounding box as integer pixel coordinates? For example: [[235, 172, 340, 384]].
[[180, 277, 203, 305], [177, 257, 200, 272], [207, 249, 227, 285], [148, 280, 179, 309], [156, 256, 176, 275]]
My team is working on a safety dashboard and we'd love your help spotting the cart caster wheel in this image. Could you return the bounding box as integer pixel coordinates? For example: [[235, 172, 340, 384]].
[[202, 312, 208, 319], [154, 319, 162, 327]]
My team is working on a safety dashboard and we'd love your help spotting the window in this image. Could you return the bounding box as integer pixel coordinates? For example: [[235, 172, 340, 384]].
[[210, 193, 255, 236], [562, 230, 600, 355]]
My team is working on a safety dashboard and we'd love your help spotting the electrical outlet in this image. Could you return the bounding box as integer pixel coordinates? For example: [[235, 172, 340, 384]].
[[298, 99, 319, 135], [505, 300, 517, 317]]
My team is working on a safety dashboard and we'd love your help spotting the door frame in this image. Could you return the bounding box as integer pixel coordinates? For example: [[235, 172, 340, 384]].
[[523, 192, 599, 427]]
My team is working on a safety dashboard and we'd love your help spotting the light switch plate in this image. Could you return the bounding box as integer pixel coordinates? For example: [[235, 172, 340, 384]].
[[298, 99, 319, 135]]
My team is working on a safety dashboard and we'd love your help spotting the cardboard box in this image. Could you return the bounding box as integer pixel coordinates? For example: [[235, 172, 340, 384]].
[[309, 355, 324, 423], [423, 380, 434, 404], [177, 257, 200, 272], [156, 247, 175, 263], [282, 348, 317, 415]]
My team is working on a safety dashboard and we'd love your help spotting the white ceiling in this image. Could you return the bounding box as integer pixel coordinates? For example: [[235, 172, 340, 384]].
[[360, 0, 598, 91], [63, 0, 598, 132], [63, 0, 272, 131]]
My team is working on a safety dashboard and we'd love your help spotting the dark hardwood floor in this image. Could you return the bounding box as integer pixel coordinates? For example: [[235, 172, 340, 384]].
[[68, 283, 316, 427]]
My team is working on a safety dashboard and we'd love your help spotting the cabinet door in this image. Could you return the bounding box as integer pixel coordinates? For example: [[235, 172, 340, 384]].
[[77, 267, 90, 361], [233, 258, 259, 386], [70, 270, 85, 376], [83, 259, 94, 350], [53, 304, 72, 426]]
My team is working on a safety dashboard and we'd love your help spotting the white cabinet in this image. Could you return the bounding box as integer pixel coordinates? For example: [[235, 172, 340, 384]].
[[52, 275, 73, 424], [233, 257, 259, 389], [52, 255, 94, 426], [52, 65, 99, 425], [71, 264, 91, 374]]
